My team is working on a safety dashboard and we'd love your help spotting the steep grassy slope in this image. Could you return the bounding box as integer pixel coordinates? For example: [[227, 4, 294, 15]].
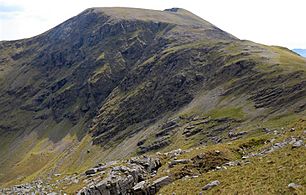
[[0, 7, 305, 189]]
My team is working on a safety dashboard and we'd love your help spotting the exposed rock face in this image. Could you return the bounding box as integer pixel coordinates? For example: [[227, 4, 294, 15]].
[[0, 7, 305, 146], [149, 176, 173, 193], [2, 6, 304, 148], [78, 156, 162, 195], [129, 156, 162, 172]]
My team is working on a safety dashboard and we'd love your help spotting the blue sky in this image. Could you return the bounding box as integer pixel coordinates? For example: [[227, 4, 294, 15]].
[[0, 4, 22, 12], [0, 0, 305, 49]]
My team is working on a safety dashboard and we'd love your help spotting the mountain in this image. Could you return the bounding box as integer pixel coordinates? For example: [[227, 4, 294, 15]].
[[0, 7, 305, 194], [293, 49, 306, 57]]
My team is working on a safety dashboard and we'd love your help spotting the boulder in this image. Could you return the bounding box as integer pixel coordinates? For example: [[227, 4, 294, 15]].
[[85, 168, 97, 175], [228, 131, 247, 138], [165, 149, 185, 158], [85, 163, 114, 176], [129, 156, 161, 172], [132, 181, 147, 195], [169, 159, 190, 167], [292, 140, 304, 148], [150, 176, 172, 191], [288, 183, 301, 189], [202, 180, 220, 190], [81, 172, 139, 195]]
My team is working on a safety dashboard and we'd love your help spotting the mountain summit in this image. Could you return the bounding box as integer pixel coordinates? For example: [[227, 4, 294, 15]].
[[0, 7, 305, 194], [86, 7, 208, 25]]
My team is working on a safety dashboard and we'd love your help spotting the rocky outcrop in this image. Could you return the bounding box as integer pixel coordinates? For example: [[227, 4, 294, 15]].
[[148, 176, 173, 193], [2, 126, 305, 194], [138, 137, 171, 154], [78, 156, 162, 195]]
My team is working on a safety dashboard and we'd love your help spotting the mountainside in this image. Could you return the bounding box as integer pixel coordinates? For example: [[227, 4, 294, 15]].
[[0, 7, 305, 194], [293, 49, 306, 57]]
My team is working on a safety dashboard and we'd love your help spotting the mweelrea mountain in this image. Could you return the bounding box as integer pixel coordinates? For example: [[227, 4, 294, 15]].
[[0, 7, 305, 194]]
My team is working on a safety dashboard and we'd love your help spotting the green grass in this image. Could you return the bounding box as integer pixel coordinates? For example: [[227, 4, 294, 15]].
[[96, 52, 105, 61], [208, 107, 245, 119], [159, 120, 306, 194], [270, 46, 306, 72], [160, 145, 305, 194], [261, 114, 301, 129]]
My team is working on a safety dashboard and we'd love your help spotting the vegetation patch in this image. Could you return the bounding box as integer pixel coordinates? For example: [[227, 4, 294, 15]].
[[208, 107, 245, 119]]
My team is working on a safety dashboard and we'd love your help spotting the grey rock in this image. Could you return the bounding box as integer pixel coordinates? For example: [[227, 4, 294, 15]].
[[169, 159, 190, 167], [79, 156, 162, 195], [202, 180, 220, 190], [156, 123, 179, 137], [72, 179, 79, 184], [130, 156, 161, 172], [139, 137, 171, 153], [211, 136, 222, 143], [85, 164, 111, 175], [137, 139, 146, 146], [81, 173, 137, 195], [151, 176, 172, 191], [165, 148, 185, 158], [132, 181, 147, 194], [292, 140, 304, 148], [289, 138, 297, 145], [183, 127, 203, 137], [224, 161, 240, 167], [185, 125, 195, 130], [192, 118, 210, 125], [263, 128, 271, 133], [228, 131, 247, 138], [85, 168, 97, 175], [288, 183, 301, 189], [161, 119, 179, 129], [290, 128, 295, 132]]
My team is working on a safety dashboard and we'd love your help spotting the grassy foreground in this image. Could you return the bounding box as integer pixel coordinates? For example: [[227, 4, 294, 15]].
[[158, 119, 306, 195]]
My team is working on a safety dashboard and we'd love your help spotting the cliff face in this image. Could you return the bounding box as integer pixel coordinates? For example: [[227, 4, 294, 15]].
[[0, 7, 237, 140], [0, 7, 305, 188], [0, 7, 233, 128]]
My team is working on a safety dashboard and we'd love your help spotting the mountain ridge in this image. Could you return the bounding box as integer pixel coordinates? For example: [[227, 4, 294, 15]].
[[83, 7, 213, 26]]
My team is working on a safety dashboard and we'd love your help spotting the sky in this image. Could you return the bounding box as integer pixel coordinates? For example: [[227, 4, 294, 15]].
[[0, 0, 305, 49]]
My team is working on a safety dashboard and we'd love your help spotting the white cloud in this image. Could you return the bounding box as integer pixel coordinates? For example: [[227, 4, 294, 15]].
[[0, 0, 305, 48]]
